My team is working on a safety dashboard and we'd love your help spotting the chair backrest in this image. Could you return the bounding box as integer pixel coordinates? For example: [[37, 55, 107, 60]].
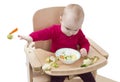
[[33, 7, 64, 50]]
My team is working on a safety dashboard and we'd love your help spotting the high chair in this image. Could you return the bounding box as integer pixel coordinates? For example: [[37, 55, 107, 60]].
[[24, 7, 113, 82]]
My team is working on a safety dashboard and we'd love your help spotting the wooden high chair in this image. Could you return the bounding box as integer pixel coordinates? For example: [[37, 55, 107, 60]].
[[24, 7, 111, 82]]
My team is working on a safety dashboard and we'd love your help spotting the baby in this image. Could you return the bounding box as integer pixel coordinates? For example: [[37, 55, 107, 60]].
[[18, 4, 96, 82]]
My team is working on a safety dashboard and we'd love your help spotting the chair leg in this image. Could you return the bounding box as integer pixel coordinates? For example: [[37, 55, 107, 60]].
[[27, 60, 33, 82], [33, 72, 51, 82], [92, 70, 97, 78]]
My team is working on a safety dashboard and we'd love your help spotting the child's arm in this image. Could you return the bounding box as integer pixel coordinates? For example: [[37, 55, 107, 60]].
[[18, 35, 33, 46], [78, 30, 90, 57], [80, 48, 88, 57]]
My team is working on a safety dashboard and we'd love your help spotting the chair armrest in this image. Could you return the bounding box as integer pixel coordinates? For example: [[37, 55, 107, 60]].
[[24, 42, 42, 71], [88, 38, 109, 59]]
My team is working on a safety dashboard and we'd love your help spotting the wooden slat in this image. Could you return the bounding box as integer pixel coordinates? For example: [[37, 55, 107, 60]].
[[88, 38, 109, 59], [24, 44, 42, 71], [26, 60, 33, 82], [33, 73, 50, 82]]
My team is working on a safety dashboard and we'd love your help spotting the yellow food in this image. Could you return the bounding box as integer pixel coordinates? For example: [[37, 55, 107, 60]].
[[45, 56, 56, 63]]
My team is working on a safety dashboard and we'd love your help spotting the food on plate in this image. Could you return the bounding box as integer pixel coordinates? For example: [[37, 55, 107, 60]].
[[58, 53, 79, 64], [81, 56, 99, 67], [59, 53, 77, 61], [55, 48, 81, 64]]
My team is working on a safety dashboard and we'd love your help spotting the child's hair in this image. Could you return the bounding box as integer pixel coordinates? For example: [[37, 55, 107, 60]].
[[62, 4, 84, 23]]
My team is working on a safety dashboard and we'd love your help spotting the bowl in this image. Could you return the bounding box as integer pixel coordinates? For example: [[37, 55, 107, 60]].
[[55, 48, 81, 64]]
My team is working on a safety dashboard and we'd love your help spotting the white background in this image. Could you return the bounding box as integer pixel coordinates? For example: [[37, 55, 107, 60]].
[[0, 0, 120, 82]]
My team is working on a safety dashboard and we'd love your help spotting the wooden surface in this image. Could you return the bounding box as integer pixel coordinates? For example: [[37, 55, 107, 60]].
[[88, 38, 109, 59], [24, 45, 42, 72], [33, 46, 107, 76]]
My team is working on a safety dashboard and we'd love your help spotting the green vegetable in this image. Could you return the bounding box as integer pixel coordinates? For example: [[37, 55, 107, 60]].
[[7, 34, 13, 39], [81, 56, 99, 67], [83, 58, 92, 65], [81, 64, 88, 67], [51, 62, 59, 68]]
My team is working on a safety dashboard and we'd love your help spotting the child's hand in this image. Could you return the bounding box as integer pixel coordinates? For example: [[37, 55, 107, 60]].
[[18, 35, 33, 46], [80, 48, 88, 57]]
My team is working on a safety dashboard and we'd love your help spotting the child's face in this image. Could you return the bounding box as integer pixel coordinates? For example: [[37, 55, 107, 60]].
[[61, 11, 82, 36]]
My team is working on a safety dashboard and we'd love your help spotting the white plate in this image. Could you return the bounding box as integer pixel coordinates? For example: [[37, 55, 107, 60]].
[[55, 48, 81, 64]]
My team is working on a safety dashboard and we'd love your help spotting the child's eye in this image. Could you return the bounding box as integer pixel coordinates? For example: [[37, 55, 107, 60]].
[[66, 27, 78, 32], [73, 29, 78, 31], [65, 27, 71, 30]]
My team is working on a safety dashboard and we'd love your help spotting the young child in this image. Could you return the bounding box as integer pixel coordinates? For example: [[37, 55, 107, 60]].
[[18, 4, 96, 82]]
